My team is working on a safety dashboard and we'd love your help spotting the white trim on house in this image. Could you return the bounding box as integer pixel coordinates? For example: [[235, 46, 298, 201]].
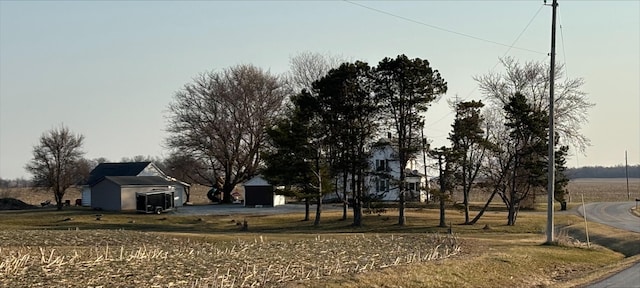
[[329, 139, 429, 203]]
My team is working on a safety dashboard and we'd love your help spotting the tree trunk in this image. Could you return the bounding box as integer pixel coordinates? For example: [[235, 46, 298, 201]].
[[469, 188, 498, 225], [342, 201, 348, 220], [398, 189, 406, 225], [438, 155, 446, 227], [507, 203, 517, 226], [342, 173, 348, 220], [55, 191, 64, 210], [438, 194, 447, 227], [398, 169, 406, 226], [463, 189, 470, 224], [304, 198, 310, 221], [314, 195, 322, 226], [184, 187, 191, 203], [221, 183, 234, 204], [352, 170, 362, 227]]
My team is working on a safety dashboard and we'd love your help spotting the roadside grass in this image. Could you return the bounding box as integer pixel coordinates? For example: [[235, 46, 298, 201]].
[[291, 235, 623, 288], [560, 220, 640, 257]]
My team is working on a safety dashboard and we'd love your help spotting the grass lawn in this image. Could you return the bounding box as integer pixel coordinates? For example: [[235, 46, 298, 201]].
[[0, 205, 638, 288]]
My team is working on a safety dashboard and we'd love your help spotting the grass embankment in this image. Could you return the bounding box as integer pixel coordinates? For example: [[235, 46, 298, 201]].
[[0, 206, 637, 287]]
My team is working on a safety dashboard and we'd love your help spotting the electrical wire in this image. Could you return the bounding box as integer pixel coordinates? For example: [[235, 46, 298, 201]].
[[461, 4, 546, 102], [423, 4, 546, 129], [558, 9, 569, 78], [350, 1, 549, 145], [343, 0, 547, 55]]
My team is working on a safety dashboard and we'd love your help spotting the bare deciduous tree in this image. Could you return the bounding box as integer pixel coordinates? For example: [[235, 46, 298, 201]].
[[167, 64, 288, 203], [25, 125, 85, 210], [288, 51, 349, 93], [475, 57, 593, 151]]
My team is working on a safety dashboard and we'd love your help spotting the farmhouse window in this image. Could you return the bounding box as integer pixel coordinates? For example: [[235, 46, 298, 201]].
[[376, 179, 390, 192], [375, 159, 388, 172]]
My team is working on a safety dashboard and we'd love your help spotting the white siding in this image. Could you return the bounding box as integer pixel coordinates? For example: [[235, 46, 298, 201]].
[[138, 164, 165, 177], [81, 186, 91, 206], [365, 143, 426, 202], [273, 195, 286, 206]]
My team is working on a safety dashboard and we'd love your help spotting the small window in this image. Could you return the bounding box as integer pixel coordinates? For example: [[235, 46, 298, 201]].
[[376, 179, 389, 192], [376, 159, 387, 171]]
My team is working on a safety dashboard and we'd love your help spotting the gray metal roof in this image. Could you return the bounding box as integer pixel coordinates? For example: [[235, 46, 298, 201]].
[[86, 162, 153, 186]]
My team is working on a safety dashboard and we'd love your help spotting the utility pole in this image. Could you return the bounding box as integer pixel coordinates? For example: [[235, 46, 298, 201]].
[[625, 150, 630, 201], [545, 0, 558, 245]]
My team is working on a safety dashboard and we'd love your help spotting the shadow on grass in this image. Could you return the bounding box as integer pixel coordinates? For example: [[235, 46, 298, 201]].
[[562, 224, 640, 257]]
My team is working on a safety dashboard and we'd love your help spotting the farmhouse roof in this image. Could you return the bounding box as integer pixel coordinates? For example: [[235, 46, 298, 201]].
[[86, 162, 155, 186], [100, 176, 174, 186]]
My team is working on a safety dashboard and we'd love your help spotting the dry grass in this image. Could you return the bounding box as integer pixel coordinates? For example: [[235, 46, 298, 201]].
[[188, 184, 213, 205], [0, 179, 638, 287], [288, 234, 624, 288], [565, 178, 640, 203], [455, 178, 640, 206], [0, 209, 634, 288], [0, 187, 81, 206], [0, 230, 460, 288]]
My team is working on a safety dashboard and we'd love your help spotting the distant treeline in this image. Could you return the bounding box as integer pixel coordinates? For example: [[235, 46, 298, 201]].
[[566, 165, 640, 179]]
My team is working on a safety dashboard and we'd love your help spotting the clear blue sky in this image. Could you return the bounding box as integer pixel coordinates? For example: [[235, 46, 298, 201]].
[[1, 1, 638, 179]]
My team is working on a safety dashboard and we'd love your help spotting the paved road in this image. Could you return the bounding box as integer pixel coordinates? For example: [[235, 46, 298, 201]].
[[579, 202, 640, 288], [579, 202, 640, 233], [175, 203, 343, 216]]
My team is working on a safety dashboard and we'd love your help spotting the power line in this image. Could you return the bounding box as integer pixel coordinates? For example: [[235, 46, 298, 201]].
[[423, 5, 545, 130], [461, 4, 546, 102], [558, 9, 569, 78], [343, 0, 547, 55]]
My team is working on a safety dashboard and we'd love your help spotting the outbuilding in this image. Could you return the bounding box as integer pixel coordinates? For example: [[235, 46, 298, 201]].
[[91, 176, 176, 211], [243, 176, 285, 207], [82, 162, 189, 208]]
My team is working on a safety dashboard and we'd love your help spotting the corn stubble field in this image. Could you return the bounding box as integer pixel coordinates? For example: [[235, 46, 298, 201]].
[[0, 230, 460, 288], [0, 178, 638, 287]]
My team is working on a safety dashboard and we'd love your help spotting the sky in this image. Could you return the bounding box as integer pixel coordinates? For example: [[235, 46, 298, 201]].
[[0, 0, 638, 179]]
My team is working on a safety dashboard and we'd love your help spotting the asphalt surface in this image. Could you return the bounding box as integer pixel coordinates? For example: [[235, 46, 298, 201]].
[[579, 202, 640, 233], [174, 202, 343, 216], [580, 202, 640, 288]]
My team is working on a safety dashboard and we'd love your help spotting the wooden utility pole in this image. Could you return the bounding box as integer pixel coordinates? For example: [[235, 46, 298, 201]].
[[625, 150, 630, 201], [546, 0, 558, 245]]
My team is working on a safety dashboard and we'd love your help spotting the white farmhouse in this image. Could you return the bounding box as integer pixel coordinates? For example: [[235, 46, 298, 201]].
[[366, 138, 429, 202]]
